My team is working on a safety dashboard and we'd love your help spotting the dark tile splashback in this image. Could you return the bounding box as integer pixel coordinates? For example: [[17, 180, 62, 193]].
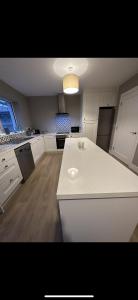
[[56, 114, 71, 133]]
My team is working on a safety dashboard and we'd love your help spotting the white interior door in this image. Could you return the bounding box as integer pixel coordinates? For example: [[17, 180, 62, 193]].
[[113, 89, 138, 169], [129, 134, 138, 173]]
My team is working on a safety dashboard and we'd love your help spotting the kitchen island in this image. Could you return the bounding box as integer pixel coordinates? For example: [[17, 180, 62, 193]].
[[56, 137, 138, 242]]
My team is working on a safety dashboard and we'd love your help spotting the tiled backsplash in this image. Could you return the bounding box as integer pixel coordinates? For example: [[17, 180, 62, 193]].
[[0, 132, 26, 144], [56, 114, 71, 133]]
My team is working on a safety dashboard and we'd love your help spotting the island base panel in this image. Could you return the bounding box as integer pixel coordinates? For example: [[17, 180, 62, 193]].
[[59, 197, 138, 242]]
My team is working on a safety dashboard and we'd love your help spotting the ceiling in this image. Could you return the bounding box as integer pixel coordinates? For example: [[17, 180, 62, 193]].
[[0, 58, 138, 96]]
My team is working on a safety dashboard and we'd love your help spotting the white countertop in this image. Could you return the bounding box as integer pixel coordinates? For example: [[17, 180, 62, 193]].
[[56, 137, 138, 200], [45, 132, 82, 136], [0, 132, 82, 155], [0, 134, 44, 155]]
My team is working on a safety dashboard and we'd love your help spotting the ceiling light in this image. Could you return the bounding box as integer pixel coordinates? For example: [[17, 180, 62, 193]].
[[53, 58, 88, 77], [63, 74, 79, 94]]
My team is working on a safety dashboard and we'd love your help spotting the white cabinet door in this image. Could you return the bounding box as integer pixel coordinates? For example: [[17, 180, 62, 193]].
[[0, 149, 16, 164], [44, 135, 57, 151], [83, 93, 100, 121], [112, 88, 138, 168], [30, 137, 45, 164], [31, 142, 40, 164], [0, 150, 23, 206], [0, 166, 22, 206], [37, 137, 45, 158], [101, 91, 117, 107], [83, 121, 98, 143], [83, 91, 117, 122], [41, 137, 45, 153], [36, 141, 42, 160]]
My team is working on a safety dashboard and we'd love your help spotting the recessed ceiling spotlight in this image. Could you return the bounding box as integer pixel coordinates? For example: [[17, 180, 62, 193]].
[[68, 66, 74, 72]]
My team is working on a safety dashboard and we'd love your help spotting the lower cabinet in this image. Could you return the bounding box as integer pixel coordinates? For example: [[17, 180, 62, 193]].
[[44, 135, 57, 151], [82, 121, 98, 143], [0, 150, 23, 208], [0, 136, 46, 208], [39, 136, 45, 156], [30, 136, 45, 164], [69, 133, 82, 138], [30, 143, 39, 164]]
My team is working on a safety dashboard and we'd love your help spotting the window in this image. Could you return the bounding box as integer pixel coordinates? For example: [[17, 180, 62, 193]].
[[0, 99, 17, 133]]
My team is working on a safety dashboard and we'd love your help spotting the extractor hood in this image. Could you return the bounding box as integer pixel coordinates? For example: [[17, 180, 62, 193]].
[[56, 94, 69, 114]]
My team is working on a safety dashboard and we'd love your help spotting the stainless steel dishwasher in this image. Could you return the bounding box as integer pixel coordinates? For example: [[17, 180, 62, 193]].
[[15, 143, 35, 182]]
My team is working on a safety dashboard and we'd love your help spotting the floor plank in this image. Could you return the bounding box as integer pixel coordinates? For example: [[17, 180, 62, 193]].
[[0, 152, 63, 242]]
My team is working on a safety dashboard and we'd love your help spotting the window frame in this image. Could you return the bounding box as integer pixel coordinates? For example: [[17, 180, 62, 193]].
[[0, 98, 18, 133]]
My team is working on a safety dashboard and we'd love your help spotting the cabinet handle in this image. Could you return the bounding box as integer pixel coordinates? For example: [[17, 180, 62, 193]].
[[2, 158, 5, 162], [130, 132, 137, 135], [5, 165, 8, 168]]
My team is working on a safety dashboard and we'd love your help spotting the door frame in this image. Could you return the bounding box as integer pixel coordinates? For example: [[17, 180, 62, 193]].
[[110, 86, 138, 168]]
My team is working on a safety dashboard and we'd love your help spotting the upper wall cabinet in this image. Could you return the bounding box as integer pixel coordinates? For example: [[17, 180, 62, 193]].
[[83, 93, 100, 121], [82, 90, 118, 122], [100, 91, 117, 107]]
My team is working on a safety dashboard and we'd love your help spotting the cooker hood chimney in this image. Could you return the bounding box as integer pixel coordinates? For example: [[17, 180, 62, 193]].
[[57, 93, 68, 114]]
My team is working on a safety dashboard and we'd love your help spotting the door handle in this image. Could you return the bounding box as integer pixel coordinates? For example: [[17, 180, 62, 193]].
[[130, 132, 137, 134]]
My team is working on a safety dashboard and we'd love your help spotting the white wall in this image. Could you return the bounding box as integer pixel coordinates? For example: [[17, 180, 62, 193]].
[[0, 80, 31, 130], [28, 94, 82, 133], [28, 96, 58, 133]]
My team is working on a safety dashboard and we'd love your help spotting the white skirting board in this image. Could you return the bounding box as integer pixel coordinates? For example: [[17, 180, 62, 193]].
[[59, 197, 138, 242]]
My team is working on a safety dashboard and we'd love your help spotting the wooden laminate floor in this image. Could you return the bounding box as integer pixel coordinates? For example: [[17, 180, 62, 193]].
[[0, 152, 63, 242]]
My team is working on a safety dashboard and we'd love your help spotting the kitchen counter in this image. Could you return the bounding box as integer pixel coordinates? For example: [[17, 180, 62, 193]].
[[57, 137, 138, 200], [44, 132, 63, 135], [0, 134, 44, 155], [0, 132, 82, 155], [57, 137, 138, 241], [44, 132, 82, 137]]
